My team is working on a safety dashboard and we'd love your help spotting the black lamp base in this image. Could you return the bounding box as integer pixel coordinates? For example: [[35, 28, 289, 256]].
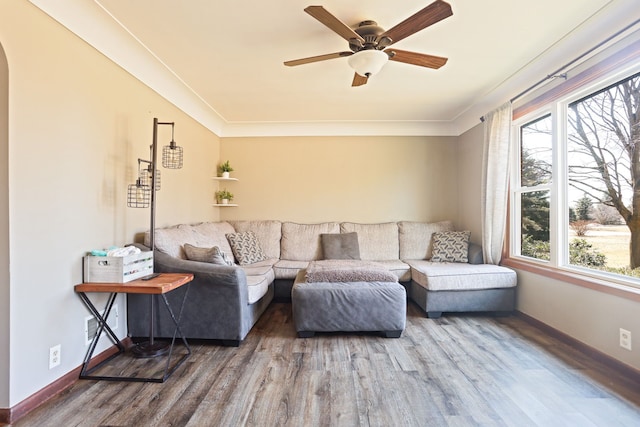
[[131, 341, 170, 358]]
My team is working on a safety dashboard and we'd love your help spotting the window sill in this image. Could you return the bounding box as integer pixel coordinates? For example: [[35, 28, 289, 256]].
[[502, 257, 640, 303]]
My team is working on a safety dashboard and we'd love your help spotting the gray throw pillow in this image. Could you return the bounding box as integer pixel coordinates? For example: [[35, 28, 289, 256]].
[[225, 231, 267, 265], [431, 231, 471, 263], [183, 244, 234, 266], [321, 232, 361, 260]]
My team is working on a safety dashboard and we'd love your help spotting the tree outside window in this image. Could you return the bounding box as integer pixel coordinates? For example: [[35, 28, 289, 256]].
[[567, 72, 640, 273], [518, 116, 551, 261]]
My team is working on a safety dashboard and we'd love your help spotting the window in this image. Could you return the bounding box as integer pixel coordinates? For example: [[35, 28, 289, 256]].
[[512, 69, 640, 283], [517, 115, 552, 261]]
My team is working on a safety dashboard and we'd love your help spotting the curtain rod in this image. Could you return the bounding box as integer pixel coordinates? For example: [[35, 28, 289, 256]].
[[479, 17, 640, 122]]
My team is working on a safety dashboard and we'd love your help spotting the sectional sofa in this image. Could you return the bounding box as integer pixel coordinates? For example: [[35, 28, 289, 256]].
[[127, 220, 517, 346]]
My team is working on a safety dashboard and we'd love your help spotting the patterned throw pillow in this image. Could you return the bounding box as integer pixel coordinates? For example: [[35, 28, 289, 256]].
[[430, 231, 471, 263], [225, 231, 267, 265], [183, 244, 234, 266]]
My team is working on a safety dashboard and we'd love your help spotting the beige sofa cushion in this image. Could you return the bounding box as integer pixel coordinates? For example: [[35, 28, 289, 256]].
[[229, 220, 282, 259], [274, 259, 309, 280], [340, 222, 399, 261], [407, 260, 516, 291], [146, 224, 199, 259], [281, 222, 339, 261], [240, 258, 277, 276], [190, 221, 236, 262], [374, 260, 412, 282], [243, 266, 275, 304], [239, 259, 277, 303], [398, 220, 454, 260]]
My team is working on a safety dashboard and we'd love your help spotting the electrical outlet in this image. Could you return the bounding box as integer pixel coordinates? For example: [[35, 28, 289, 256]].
[[49, 345, 61, 369], [620, 328, 632, 351]]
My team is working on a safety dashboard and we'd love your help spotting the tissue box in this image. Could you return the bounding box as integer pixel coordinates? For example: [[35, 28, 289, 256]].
[[83, 251, 154, 283]]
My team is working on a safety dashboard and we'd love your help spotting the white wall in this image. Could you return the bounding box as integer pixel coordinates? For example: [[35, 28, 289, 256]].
[[1, 1, 220, 407]]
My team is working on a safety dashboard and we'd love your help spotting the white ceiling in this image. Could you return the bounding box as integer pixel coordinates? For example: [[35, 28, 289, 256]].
[[29, 0, 640, 137]]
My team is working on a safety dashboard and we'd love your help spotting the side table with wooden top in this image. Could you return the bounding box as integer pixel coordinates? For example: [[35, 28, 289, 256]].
[[74, 273, 194, 383]]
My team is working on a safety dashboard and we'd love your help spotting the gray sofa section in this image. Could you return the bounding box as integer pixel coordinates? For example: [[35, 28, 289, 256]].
[[410, 285, 516, 319], [127, 220, 517, 345], [127, 244, 273, 346]]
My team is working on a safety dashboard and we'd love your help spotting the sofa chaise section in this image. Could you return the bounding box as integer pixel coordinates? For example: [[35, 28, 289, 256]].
[[398, 220, 517, 318], [406, 256, 517, 318]]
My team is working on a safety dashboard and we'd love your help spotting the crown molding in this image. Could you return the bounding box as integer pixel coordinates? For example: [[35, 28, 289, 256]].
[[220, 120, 459, 138]]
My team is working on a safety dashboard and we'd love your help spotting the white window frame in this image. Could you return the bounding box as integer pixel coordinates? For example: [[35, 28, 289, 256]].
[[509, 61, 640, 290], [510, 110, 554, 264]]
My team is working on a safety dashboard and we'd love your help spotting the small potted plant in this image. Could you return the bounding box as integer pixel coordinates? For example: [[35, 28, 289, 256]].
[[218, 160, 234, 179], [215, 189, 234, 205]]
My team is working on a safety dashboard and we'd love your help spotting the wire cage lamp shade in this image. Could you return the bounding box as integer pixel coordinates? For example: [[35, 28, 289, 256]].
[[127, 179, 151, 208], [162, 124, 183, 169], [162, 143, 183, 169], [140, 165, 161, 191]]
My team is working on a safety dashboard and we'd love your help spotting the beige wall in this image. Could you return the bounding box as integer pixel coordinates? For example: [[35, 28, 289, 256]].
[[219, 136, 459, 224], [516, 271, 640, 371], [1, 1, 220, 407], [456, 123, 483, 243]]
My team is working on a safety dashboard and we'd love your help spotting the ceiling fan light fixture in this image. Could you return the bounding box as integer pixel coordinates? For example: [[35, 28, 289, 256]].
[[347, 49, 388, 77]]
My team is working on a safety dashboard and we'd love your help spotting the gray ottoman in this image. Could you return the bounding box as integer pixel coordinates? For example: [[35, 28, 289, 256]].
[[292, 270, 407, 338]]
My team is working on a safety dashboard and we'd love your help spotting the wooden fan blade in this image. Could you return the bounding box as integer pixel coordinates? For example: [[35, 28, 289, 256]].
[[284, 51, 353, 67], [386, 49, 448, 69], [305, 6, 365, 43], [379, 0, 452, 46], [352, 73, 368, 87]]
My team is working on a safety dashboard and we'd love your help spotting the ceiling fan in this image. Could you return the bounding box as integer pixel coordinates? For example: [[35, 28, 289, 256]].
[[284, 1, 453, 87]]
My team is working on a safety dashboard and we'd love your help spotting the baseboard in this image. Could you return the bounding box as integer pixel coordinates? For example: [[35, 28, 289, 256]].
[[516, 311, 640, 383], [0, 338, 132, 425]]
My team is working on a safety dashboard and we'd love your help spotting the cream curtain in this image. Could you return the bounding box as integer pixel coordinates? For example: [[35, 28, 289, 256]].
[[481, 102, 512, 265]]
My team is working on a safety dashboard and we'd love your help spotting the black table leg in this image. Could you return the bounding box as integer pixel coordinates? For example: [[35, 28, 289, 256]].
[[77, 284, 191, 383], [158, 285, 192, 382], [78, 292, 124, 379]]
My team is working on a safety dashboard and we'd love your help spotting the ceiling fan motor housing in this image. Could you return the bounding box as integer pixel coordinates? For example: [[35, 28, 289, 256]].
[[349, 20, 389, 52]]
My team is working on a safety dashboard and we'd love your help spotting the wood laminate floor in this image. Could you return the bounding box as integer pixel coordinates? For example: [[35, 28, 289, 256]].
[[9, 302, 640, 426]]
